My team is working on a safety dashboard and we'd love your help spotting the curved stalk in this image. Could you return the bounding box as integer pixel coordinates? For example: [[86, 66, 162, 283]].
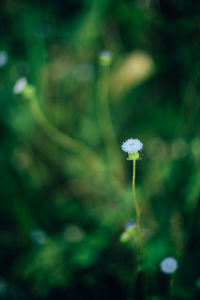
[[23, 86, 103, 172]]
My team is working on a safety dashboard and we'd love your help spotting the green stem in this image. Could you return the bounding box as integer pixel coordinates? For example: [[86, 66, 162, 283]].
[[98, 65, 125, 182], [132, 159, 142, 257], [98, 65, 117, 149], [132, 159, 147, 297], [169, 275, 175, 300], [132, 160, 140, 225]]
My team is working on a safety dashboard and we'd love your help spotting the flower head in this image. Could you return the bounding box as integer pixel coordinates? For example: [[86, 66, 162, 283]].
[[98, 50, 112, 66], [0, 277, 7, 296], [30, 228, 46, 245], [125, 220, 136, 229], [73, 63, 94, 82], [121, 138, 143, 154], [13, 77, 27, 94], [160, 257, 178, 274], [0, 51, 8, 68], [120, 221, 137, 243]]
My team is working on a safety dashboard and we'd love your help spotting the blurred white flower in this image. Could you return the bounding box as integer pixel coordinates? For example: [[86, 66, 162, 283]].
[[30, 229, 46, 245], [0, 277, 7, 296], [73, 63, 94, 82], [0, 51, 8, 68], [63, 224, 85, 243], [125, 220, 136, 229], [121, 138, 143, 153], [13, 77, 27, 94], [160, 257, 178, 274], [98, 50, 112, 65]]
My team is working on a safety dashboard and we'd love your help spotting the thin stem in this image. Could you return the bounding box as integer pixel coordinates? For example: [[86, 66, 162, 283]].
[[169, 275, 175, 300], [97, 65, 125, 182], [25, 88, 103, 173], [132, 159, 143, 257], [132, 160, 140, 224], [132, 159, 147, 297]]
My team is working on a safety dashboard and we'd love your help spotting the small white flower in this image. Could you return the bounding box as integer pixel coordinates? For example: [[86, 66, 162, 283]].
[[121, 138, 143, 153], [13, 77, 27, 94], [0, 277, 7, 296], [160, 257, 178, 274], [0, 51, 8, 68], [30, 229, 46, 245], [99, 49, 112, 59], [63, 224, 85, 243], [73, 63, 94, 82], [98, 50, 112, 65], [125, 221, 136, 229]]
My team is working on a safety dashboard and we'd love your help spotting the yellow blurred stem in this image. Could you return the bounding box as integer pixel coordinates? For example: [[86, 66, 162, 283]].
[[98, 65, 125, 181], [26, 89, 103, 171]]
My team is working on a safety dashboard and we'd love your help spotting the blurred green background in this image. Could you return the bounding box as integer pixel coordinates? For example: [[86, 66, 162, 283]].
[[1, 0, 200, 299]]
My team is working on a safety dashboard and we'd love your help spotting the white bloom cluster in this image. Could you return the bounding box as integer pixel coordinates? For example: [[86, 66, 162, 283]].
[[0, 51, 8, 68], [121, 138, 143, 153], [13, 77, 27, 94], [30, 228, 46, 245], [98, 50, 112, 65], [125, 221, 136, 229], [0, 277, 7, 296], [160, 257, 178, 274], [99, 49, 112, 59], [73, 63, 94, 82]]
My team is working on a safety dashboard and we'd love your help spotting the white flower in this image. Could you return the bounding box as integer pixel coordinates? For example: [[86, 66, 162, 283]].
[[0, 51, 8, 68], [30, 229, 46, 245], [13, 77, 27, 94], [99, 49, 112, 59], [73, 63, 94, 82], [98, 50, 112, 65], [160, 257, 178, 274], [0, 277, 7, 295], [125, 221, 136, 229], [121, 138, 143, 153], [63, 225, 85, 243]]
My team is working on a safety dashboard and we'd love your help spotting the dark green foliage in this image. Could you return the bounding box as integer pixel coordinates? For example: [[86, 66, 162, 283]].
[[0, 0, 200, 299]]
